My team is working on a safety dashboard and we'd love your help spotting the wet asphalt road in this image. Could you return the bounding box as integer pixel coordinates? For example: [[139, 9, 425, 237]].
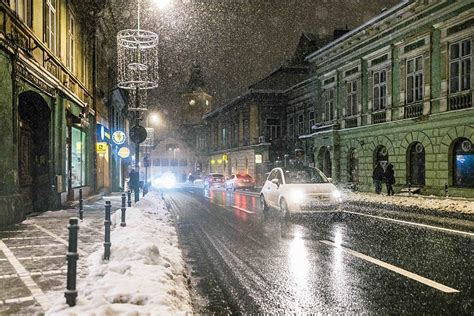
[[166, 187, 473, 315]]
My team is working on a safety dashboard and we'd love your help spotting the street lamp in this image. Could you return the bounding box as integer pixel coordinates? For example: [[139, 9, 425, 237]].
[[153, 0, 172, 10]]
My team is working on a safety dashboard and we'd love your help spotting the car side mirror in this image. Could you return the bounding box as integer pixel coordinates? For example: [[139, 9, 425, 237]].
[[327, 177, 333, 183], [271, 178, 279, 187]]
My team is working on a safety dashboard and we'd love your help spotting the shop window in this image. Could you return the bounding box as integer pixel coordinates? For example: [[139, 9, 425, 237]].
[[71, 127, 86, 187], [453, 138, 474, 187]]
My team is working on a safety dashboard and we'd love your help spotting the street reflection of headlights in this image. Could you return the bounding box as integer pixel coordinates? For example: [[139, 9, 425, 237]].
[[331, 190, 342, 202], [290, 190, 306, 204]]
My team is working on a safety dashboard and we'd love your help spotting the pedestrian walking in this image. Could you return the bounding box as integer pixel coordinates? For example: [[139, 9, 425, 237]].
[[129, 169, 139, 194], [384, 163, 395, 196], [372, 162, 384, 194]]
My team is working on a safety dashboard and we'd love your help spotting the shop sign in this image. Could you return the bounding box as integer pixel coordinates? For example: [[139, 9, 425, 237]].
[[118, 147, 130, 159], [112, 131, 127, 145], [255, 154, 262, 164], [97, 124, 111, 142], [96, 142, 108, 154]]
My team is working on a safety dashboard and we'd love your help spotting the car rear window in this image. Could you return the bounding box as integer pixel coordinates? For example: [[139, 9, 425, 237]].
[[236, 174, 252, 179], [212, 174, 224, 178]]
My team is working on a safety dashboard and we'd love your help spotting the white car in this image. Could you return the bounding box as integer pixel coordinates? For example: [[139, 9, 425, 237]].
[[260, 166, 342, 218]]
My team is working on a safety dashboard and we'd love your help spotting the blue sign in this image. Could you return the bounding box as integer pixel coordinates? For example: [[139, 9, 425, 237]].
[[96, 124, 111, 142]]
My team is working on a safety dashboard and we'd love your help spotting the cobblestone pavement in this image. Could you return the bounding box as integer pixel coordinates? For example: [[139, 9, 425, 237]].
[[0, 194, 125, 314]]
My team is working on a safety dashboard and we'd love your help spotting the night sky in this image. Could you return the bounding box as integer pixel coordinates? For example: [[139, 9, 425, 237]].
[[110, 0, 399, 117]]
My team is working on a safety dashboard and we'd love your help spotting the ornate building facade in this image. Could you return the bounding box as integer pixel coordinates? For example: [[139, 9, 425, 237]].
[[0, 0, 126, 226]]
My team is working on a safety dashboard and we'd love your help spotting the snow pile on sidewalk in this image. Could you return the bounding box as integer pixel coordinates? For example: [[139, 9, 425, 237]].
[[344, 191, 474, 215], [47, 192, 192, 315]]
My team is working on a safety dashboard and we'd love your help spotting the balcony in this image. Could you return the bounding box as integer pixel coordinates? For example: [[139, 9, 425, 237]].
[[344, 116, 358, 128], [449, 93, 472, 111], [404, 103, 423, 118], [372, 110, 386, 124]]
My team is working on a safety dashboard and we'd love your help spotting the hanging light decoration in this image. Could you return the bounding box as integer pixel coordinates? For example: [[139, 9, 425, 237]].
[[117, 0, 159, 93]]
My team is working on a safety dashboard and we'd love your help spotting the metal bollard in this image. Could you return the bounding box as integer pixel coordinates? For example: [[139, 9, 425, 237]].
[[79, 188, 83, 220], [445, 183, 448, 197], [103, 201, 111, 260], [121, 193, 127, 227], [134, 189, 139, 203], [65, 218, 79, 307], [127, 190, 132, 207], [408, 182, 412, 196]]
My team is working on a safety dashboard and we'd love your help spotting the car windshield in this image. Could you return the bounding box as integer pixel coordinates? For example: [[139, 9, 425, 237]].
[[284, 168, 328, 184]]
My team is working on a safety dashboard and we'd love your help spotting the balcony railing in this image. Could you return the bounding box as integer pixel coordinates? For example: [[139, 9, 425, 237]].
[[372, 110, 386, 124], [449, 93, 472, 111], [344, 117, 358, 128], [404, 103, 423, 118]]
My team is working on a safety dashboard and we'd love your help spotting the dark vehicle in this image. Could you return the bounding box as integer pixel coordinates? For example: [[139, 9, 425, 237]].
[[204, 173, 225, 188]]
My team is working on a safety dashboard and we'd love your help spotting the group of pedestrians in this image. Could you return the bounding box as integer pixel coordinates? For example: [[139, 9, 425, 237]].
[[372, 161, 395, 195]]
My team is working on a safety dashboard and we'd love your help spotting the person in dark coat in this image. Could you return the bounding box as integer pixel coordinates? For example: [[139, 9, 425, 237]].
[[384, 163, 395, 196], [129, 169, 139, 193], [372, 162, 384, 194]]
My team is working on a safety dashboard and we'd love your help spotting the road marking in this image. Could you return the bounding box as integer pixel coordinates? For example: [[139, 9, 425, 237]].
[[33, 224, 87, 256], [0, 240, 50, 310], [0, 296, 35, 306], [320, 240, 460, 293], [232, 205, 255, 214], [344, 210, 474, 237]]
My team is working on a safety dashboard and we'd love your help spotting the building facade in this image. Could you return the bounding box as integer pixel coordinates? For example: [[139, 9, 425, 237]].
[[300, 0, 473, 197], [0, 0, 120, 226]]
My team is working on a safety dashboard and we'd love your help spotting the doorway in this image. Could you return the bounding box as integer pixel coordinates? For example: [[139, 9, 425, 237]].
[[18, 91, 51, 213]]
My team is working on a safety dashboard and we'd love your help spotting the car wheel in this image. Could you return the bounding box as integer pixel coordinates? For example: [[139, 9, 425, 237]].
[[260, 195, 269, 215], [280, 198, 290, 220]]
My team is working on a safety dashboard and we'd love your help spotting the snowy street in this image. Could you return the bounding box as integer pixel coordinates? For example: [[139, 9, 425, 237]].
[[168, 187, 473, 314]]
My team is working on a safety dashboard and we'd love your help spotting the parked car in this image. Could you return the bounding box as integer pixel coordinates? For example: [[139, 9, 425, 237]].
[[225, 174, 255, 191], [260, 166, 342, 218], [204, 173, 226, 188]]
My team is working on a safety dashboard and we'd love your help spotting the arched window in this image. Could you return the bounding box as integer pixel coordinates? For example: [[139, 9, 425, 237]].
[[374, 145, 389, 167], [407, 142, 425, 186], [348, 148, 359, 183], [318, 147, 332, 177], [453, 138, 474, 187]]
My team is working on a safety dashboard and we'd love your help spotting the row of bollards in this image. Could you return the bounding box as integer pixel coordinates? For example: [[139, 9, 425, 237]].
[[67, 192, 132, 307]]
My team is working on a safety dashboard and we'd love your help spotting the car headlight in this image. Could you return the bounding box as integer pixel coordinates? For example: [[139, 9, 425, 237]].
[[289, 190, 306, 204], [331, 190, 342, 202]]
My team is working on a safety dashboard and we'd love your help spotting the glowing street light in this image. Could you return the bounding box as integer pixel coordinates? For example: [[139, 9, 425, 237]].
[[153, 0, 172, 10]]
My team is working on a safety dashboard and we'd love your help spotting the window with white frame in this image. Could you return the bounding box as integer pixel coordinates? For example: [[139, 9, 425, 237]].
[[373, 69, 387, 111], [83, 40, 89, 83], [308, 111, 315, 130], [45, 0, 56, 53], [406, 56, 423, 103], [450, 38, 471, 93], [266, 118, 281, 141], [323, 88, 335, 121], [13, 0, 32, 26], [345, 80, 358, 116], [67, 12, 76, 72], [298, 114, 304, 136]]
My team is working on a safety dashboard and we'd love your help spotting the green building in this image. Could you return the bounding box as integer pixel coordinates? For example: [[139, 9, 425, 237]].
[[297, 0, 473, 197]]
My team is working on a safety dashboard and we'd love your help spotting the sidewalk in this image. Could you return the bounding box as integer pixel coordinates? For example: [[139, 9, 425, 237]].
[[0, 192, 191, 315]]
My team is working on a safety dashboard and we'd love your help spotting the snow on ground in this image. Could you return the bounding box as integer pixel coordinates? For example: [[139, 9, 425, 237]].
[[47, 191, 192, 315], [344, 191, 474, 215]]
